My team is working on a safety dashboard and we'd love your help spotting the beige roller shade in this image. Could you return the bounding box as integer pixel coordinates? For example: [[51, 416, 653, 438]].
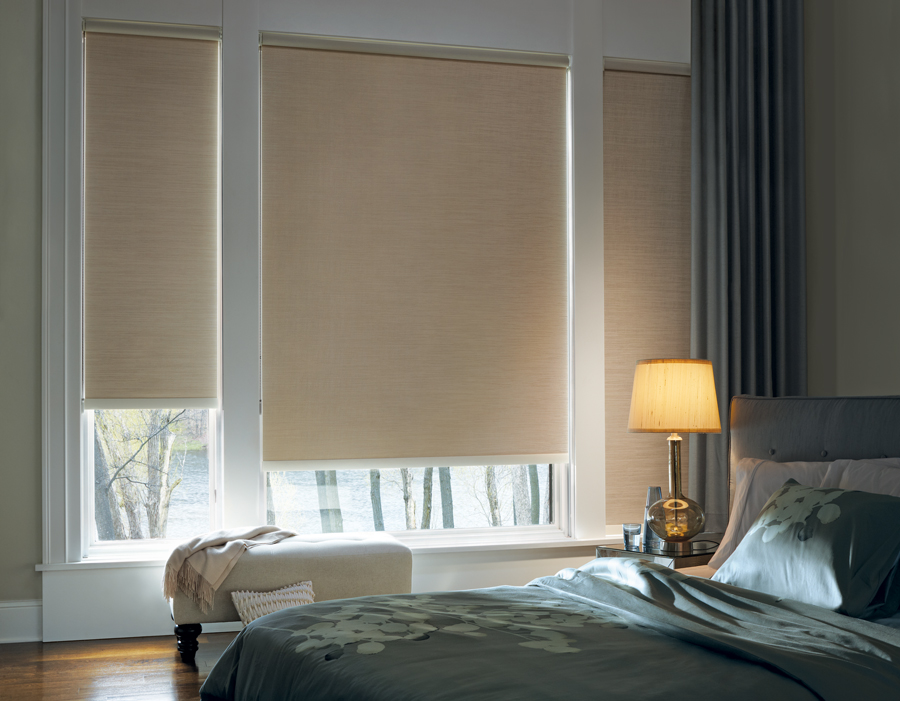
[[84, 31, 219, 406], [261, 45, 567, 463], [603, 70, 692, 525]]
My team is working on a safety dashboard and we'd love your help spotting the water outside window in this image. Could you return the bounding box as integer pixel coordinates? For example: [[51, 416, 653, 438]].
[[91, 408, 211, 541], [266, 465, 553, 534]]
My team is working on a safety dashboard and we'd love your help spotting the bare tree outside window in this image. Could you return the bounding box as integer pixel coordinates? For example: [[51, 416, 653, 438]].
[[92, 408, 210, 541], [266, 464, 555, 534]]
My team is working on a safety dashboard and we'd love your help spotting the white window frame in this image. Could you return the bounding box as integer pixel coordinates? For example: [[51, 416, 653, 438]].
[[42, 0, 609, 569]]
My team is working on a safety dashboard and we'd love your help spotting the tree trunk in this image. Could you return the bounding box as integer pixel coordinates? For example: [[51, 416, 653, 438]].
[[512, 467, 530, 526], [420, 467, 433, 530], [155, 432, 178, 538], [122, 482, 145, 539], [541, 465, 552, 525], [439, 467, 454, 529], [266, 473, 276, 525], [145, 413, 163, 537], [369, 469, 385, 531], [485, 466, 501, 526], [315, 470, 343, 532], [528, 464, 540, 525], [93, 411, 128, 540], [400, 468, 416, 530], [93, 431, 116, 541]]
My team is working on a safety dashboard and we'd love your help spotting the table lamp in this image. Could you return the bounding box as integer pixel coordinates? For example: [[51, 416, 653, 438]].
[[627, 359, 721, 555]]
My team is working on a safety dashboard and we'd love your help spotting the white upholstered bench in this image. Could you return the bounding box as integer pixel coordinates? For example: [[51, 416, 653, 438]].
[[172, 532, 412, 663]]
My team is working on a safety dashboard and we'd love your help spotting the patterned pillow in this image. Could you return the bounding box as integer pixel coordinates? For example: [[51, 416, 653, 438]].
[[710, 459, 832, 569], [231, 581, 315, 625], [712, 480, 900, 617]]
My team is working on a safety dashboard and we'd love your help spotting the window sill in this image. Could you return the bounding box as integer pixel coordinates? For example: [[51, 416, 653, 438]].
[[36, 535, 619, 571]]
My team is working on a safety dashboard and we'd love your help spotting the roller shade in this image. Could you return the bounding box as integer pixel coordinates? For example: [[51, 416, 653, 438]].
[[603, 69, 692, 525], [83, 31, 219, 408], [261, 44, 568, 464]]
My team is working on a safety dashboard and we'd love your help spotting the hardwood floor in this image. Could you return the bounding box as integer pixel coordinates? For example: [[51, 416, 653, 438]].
[[0, 632, 237, 701]]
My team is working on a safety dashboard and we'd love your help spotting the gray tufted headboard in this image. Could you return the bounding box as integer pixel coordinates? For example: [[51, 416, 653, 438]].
[[729, 395, 900, 499]]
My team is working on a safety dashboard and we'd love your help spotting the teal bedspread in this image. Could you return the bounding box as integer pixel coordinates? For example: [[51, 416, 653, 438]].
[[200, 558, 900, 700]]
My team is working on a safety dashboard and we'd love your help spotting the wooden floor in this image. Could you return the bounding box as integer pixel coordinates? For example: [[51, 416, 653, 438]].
[[0, 632, 237, 701]]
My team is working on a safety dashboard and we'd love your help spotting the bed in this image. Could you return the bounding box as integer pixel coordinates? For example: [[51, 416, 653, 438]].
[[201, 396, 900, 700]]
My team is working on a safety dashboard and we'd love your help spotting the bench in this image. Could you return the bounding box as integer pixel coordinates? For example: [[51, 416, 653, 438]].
[[172, 532, 413, 663]]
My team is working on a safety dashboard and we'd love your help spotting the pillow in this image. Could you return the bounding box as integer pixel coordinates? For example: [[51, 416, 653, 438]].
[[821, 459, 900, 618], [231, 580, 315, 625], [820, 458, 900, 494], [712, 480, 900, 617], [709, 459, 831, 569]]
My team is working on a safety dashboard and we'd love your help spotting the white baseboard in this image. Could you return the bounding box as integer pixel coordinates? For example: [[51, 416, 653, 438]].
[[0, 600, 43, 643]]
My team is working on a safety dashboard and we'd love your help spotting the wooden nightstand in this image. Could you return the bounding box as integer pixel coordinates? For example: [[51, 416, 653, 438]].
[[596, 542, 717, 570]]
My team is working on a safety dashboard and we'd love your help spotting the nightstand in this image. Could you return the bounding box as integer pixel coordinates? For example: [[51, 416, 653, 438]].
[[596, 541, 717, 570]]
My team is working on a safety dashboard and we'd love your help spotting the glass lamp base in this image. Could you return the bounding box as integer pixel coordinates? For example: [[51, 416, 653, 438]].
[[647, 495, 705, 546]]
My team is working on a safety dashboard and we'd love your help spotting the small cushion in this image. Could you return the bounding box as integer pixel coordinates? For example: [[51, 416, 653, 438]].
[[231, 581, 315, 625], [713, 480, 900, 617]]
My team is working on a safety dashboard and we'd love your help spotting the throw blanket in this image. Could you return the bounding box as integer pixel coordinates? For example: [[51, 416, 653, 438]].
[[200, 558, 900, 700], [164, 526, 295, 612]]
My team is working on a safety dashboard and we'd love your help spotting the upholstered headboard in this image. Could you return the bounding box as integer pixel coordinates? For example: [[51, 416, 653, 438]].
[[729, 395, 900, 497]]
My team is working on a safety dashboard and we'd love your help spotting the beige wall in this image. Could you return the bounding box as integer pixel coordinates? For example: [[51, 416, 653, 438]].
[[806, 0, 900, 396], [0, 0, 43, 602]]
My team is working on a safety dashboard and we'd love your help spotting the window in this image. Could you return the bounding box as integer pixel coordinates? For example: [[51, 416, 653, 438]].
[[46, 4, 609, 578], [602, 67, 692, 526], [90, 409, 214, 542], [259, 38, 569, 528], [81, 25, 221, 549], [266, 465, 554, 534]]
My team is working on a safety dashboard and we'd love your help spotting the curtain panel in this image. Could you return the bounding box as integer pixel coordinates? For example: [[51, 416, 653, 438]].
[[690, 0, 807, 532]]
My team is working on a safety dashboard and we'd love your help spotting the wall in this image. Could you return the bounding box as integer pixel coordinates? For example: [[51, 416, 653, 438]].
[[0, 0, 43, 607], [806, 0, 900, 396]]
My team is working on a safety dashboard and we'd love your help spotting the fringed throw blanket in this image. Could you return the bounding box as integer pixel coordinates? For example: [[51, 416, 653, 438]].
[[164, 526, 296, 613]]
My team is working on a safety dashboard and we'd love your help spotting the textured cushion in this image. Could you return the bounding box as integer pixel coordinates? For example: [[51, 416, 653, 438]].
[[713, 480, 900, 617], [709, 459, 831, 569], [231, 580, 315, 625], [173, 532, 412, 625]]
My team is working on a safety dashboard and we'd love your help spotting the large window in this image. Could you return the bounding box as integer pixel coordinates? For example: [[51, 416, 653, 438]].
[[258, 39, 569, 534], [46, 5, 604, 576], [266, 465, 554, 534], [81, 25, 221, 549]]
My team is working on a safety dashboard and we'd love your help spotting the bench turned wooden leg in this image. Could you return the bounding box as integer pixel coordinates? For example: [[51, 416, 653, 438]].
[[175, 624, 202, 665]]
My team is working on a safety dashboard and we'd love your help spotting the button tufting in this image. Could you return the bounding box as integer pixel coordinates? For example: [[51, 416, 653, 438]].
[[821, 450, 828, 457], [769, 448, 776, 456]]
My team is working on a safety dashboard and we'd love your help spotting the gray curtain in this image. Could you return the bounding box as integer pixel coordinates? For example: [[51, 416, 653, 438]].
[[690, 0, 807, 533]]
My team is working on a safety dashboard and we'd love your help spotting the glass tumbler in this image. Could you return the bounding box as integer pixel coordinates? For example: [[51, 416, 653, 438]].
[[623, 523, 642, 552]]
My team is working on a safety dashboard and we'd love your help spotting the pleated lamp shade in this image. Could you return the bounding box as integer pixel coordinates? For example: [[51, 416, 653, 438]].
[[627, 359, 721, 433]]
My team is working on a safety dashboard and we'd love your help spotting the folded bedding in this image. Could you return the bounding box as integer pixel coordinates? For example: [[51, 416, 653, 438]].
[[200, 558, 900, 701]]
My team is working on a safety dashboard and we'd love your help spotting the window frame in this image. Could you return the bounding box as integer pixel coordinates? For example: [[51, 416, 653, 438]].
[[76, 20, 225, 559], [42, 0, 610, 570]]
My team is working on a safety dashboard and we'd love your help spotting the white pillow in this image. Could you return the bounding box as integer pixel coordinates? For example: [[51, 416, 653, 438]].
[[231, 580, 315, 625], [820, 458, 900, 494], [709, 458, 831, 569]]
